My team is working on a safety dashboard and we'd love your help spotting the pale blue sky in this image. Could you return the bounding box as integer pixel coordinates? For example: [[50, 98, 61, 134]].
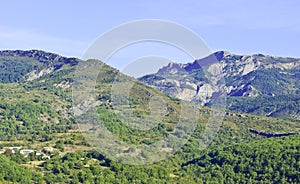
[[1, 0, 299, 74]]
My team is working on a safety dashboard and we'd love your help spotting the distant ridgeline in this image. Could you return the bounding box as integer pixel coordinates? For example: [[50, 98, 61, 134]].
[[0, 50, 78, 83], [249, 128, 298, 137]]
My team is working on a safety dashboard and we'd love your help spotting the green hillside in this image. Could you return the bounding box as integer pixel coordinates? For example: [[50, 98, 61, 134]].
[[0, 50, 299, 183]]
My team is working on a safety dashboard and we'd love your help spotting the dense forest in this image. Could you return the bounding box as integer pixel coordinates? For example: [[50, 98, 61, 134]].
[[1, 135, 299, 183]]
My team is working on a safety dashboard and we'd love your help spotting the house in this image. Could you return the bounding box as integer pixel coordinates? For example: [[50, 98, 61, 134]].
[[10, 147, 22, 151], [36, 151, 44, 156], [42, 155, 51, 159], [44, 147, 54, 152], [3, 147, 22, 153], [20, 149, 34, 156], [0, 149, 5, 154], [35, 151, 50, 159]]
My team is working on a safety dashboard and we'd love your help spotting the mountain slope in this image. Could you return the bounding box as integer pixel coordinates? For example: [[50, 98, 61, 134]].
[[180, 135, 300, 183], [139, 51, 300, 120], [0, 50, 78, 83]]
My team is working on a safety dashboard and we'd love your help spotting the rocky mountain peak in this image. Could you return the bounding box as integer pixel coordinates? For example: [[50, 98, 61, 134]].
[[140, 51, 300, 119], [157, 62, 186, 74]]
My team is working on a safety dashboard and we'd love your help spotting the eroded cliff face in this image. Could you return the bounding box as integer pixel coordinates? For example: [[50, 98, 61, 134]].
[[140, 51, 300, 118]]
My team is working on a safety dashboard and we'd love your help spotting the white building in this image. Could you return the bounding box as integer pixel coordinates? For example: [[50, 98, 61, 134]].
[[0, 149, 5, 154], [20, 149, 34, 156], [44, 147, 54, 152]]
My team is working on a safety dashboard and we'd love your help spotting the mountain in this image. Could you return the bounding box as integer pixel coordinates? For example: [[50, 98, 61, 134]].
[[139, 51, 300, 120], [0, 50, 299, 183], [0, 50, 78, 83]]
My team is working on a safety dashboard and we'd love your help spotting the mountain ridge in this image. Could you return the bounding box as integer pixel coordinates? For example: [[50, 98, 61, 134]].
[[1, 49, 299, 120], [140, 51, 300, 120], [0, 49, 299, 183], [0, 49, 79, 83]]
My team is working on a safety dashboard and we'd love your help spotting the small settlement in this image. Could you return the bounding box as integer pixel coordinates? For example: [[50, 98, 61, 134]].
[[0, 146, 54, 159]]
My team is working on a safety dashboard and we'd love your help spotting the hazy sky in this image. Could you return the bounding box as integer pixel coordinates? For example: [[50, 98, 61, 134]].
[[1, 0, 299, 75]]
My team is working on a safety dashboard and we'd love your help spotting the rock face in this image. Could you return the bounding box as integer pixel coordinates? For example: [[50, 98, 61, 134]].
[[25, 67, 54, 81], [139, 51, 300, 119]]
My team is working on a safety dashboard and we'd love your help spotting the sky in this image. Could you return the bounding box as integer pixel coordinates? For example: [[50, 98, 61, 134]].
[[0, 0, 299, 76]]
